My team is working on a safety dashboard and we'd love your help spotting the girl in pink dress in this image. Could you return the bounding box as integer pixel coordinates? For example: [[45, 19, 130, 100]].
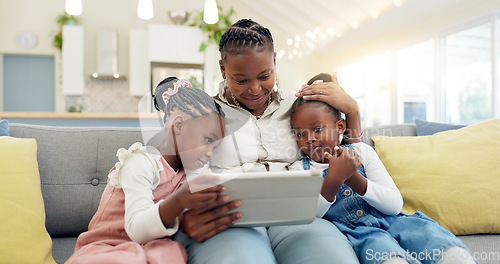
[[67, 77, 231, 264]]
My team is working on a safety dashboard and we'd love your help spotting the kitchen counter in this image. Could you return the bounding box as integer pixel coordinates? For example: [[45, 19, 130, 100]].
[[0, 112, 161, 127]]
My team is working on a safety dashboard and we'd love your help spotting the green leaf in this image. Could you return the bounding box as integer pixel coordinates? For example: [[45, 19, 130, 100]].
[[200, 42, 207, 52], [214, 31, 222, 44]]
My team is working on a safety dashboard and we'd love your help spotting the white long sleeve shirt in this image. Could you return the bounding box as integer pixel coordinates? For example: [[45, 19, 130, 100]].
[[297, 143, 403, 217], [108, 143, 179, 244]]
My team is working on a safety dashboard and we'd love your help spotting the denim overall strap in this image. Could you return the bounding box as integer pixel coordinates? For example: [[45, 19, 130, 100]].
[[301, 157, 311, 170], [320, 145, 377, 228]]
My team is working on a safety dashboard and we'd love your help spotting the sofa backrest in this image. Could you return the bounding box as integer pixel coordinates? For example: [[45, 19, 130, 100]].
[[363, 123, 416, 147], [9, 123, 161, 237], [8, 122, 416, 237]]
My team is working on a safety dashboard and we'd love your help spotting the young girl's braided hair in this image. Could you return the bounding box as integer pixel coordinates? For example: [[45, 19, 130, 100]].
[[219, 19, 274, 61], [153, 77, 225, 122]]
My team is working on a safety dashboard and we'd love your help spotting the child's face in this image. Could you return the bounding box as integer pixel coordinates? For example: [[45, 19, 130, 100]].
[[220, 49, 276, 112], [291, 104, 345, 163], [175, 113, 225, 171]]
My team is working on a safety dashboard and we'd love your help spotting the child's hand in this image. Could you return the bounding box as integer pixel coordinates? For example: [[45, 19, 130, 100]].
[[326, 147, 362, 181], [175, 182, 227, 211], [159, 175, 235, 233], [320, 147, 362, 202]]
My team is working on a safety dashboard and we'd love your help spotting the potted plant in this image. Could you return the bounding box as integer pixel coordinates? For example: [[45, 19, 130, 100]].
[[53, 12, 79, 51], [189, 4, 235, 51]]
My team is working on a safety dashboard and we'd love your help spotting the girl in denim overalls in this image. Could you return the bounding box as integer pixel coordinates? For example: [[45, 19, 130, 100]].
[[290, 78, 477, 264]]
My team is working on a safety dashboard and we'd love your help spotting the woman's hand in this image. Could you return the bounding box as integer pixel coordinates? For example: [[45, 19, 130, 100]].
[[295, 73, 358, 116], [159, 174, 241, 240], [296, 73, 363, 143], [180, 199, 242, 242]]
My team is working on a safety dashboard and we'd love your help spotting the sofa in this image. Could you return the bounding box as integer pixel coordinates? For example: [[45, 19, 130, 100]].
[[6, 123, 500, 263]]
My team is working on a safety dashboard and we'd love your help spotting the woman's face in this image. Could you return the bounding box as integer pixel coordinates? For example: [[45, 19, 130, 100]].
[[175, 114, 225, 171], [219, 49, 276, 114]]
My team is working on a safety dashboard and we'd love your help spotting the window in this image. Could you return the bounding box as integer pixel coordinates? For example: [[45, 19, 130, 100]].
[[339, 51, 391, 127], [397, 40, 435, 123], [337, 13, 500, 126], [444, 22, 492, 124]]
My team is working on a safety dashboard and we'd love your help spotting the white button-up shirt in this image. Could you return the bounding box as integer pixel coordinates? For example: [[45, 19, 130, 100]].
[[211, 82, 334, 216], [211, 82, 301, 173]]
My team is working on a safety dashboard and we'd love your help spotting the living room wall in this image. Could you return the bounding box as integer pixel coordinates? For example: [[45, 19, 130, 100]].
[[0, 0, 320, 112]]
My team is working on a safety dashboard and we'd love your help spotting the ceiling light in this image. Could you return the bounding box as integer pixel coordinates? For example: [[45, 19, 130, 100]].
[[314, 27, 321, 34], [138, 0, 153, 20], [65, 0, 82, 16], [293, 42, 299, 48], [203, 0, 219, 24], [287, 38, 293, 45], [295, 35, 301, 42]]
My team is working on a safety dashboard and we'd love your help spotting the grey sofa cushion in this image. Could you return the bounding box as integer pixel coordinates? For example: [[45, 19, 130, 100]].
[[415, 119, 466, 136], [363, 123, 417, 148], [9, 124, 155, 237]]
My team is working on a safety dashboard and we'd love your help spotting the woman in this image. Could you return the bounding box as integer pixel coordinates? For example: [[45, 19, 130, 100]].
[[173, 19, 363, 264]]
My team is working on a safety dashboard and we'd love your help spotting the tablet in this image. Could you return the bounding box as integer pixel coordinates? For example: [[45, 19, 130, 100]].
[[213, 170, 323, 227]]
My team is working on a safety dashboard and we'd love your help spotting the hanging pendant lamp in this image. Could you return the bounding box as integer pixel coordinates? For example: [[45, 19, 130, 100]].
[[65, 0, 82, 15], [203, 0, 218, 24], [138, 0, 154, 20]]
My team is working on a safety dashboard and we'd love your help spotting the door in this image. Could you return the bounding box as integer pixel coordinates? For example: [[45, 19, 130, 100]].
[[3, 54, 55, 112]]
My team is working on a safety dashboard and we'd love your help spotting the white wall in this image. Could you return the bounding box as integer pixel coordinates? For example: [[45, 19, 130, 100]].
[[0, 0, 318, 111]]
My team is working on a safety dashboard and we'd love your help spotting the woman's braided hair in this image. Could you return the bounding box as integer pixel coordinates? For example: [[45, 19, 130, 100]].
[[219, 19, 274, 61], [153, 77, 225, 122]]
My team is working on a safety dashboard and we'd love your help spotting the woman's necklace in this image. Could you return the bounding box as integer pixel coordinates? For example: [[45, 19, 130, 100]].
[[230, 92, 272, 119]]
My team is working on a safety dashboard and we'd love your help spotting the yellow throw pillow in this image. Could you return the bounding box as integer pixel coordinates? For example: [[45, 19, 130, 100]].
[[372, 119, 500, 235], [0, 136, 55, 264]]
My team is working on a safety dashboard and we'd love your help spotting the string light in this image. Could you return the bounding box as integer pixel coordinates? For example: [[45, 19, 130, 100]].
[[277, 0, 407, 61]]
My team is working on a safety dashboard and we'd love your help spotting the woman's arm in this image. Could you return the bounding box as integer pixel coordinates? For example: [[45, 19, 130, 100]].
[[179, 200, 242, 242], [295, 73, 363, 144]]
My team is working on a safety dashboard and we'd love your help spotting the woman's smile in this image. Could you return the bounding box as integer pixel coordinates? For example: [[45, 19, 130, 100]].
[[243, 92, 267, 103]]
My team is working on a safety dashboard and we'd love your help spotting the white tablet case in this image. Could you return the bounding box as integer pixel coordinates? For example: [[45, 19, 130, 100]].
[[219, 170, 323, 227]]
